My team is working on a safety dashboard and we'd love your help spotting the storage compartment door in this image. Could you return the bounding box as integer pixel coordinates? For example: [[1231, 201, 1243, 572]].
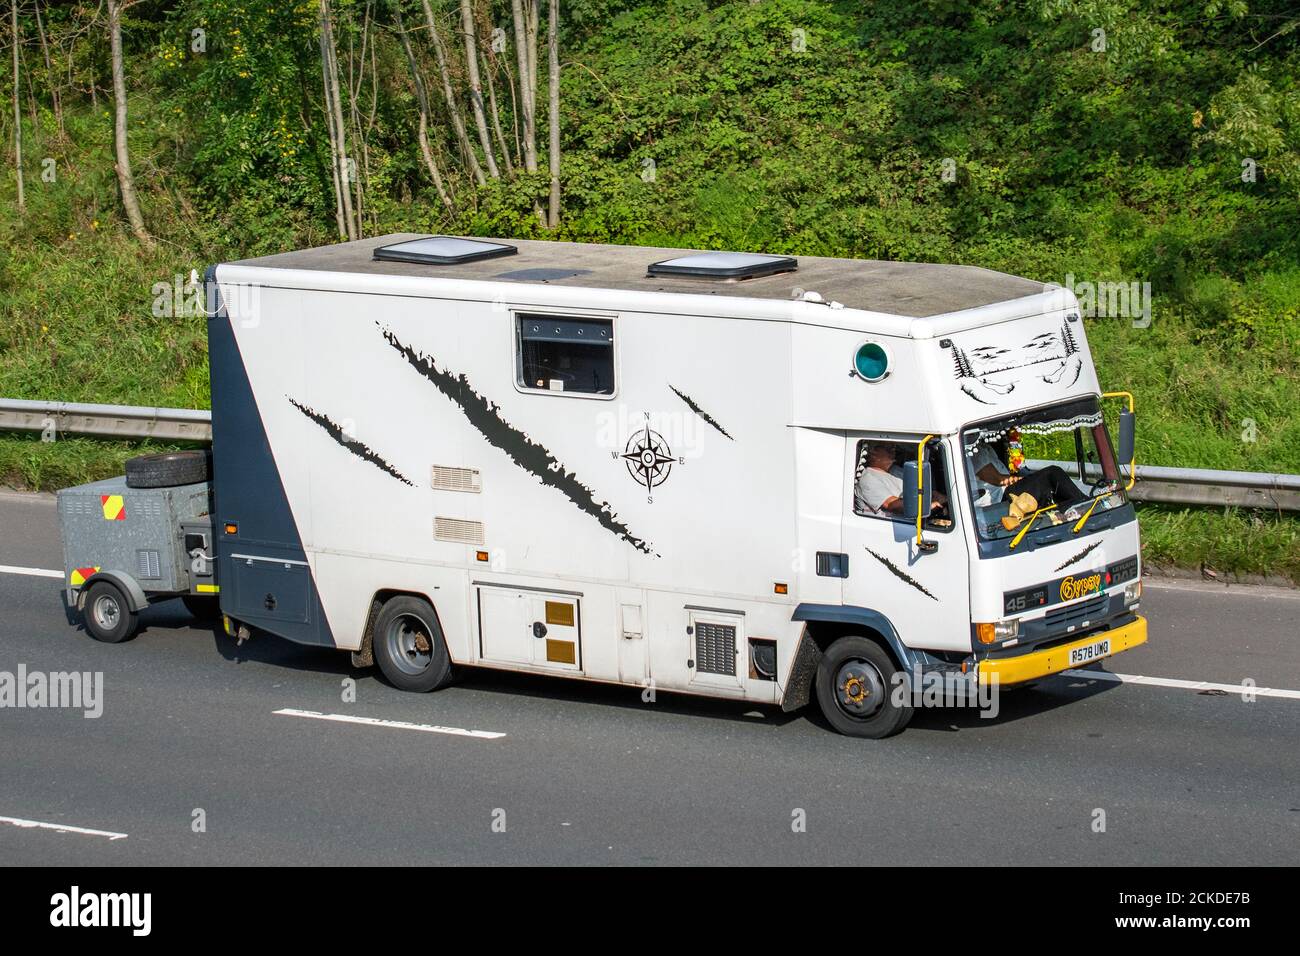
[[476, 586, 533, 665], [229, 553, 312, 624], [477, 584, 582, 673], [531, 595, 581, 672]]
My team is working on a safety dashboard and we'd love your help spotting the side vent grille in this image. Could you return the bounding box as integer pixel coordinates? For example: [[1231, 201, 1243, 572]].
[[695, 621, 737, 676], [434, 517, 486, 545], [136, 549, 161, 580], [430, 465, 482, 493]]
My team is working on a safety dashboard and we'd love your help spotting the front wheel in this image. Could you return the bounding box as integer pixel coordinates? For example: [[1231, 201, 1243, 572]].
[[814, 636, 912, 738], [82, 580, 139, 644], [371, 596, 453, 693]]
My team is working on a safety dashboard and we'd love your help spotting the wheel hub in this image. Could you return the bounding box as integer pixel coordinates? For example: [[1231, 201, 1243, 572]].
[[93, 595, 120, 631], [836, 659, 885, 718], [386, 614, 434, 675]]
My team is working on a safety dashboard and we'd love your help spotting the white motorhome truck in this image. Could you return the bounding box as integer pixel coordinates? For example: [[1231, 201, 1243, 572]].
[[67, 234, 1148, 737]]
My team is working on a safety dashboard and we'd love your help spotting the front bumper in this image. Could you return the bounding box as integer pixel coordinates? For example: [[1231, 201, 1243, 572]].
[[978, 615, 1147, 687]]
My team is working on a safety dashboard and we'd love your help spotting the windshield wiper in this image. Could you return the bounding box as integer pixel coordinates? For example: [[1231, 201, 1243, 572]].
[[1071, 490, 1114, 534]]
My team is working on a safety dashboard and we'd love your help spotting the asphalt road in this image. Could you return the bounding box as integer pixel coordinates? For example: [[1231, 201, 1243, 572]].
[[1, 489, 1297, 865]]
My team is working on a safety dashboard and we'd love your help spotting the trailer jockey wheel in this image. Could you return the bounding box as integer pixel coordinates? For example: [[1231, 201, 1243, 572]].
[[82, 580, 139, 644], [814, 636, 912, 739], [371, 596, 453, 693]]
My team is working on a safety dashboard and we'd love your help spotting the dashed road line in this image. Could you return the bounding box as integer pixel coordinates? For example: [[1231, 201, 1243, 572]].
[[0, 815, 128, 841], [274, 708, 506, 739], [0, 564, 63, 579], [1063, 669, 1300, 699]]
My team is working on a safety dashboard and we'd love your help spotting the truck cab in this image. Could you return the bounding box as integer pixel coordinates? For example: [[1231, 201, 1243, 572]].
[[804, 298, 1146, 737]]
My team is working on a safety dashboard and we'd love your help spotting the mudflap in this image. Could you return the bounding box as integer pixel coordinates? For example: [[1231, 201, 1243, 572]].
[[781, 627, 823, 713]]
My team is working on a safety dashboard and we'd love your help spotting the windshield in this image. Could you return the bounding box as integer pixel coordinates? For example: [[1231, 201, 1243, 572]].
[[961, 396, 1129, 543]]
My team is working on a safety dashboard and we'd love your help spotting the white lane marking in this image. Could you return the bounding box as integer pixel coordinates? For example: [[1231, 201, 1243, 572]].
[[1062, 669, 1300, 699], [1143, 578, 1300, 600], [0, 815, 128, 841], [0, 564, 63, 579], [274, 708, 506, 739]]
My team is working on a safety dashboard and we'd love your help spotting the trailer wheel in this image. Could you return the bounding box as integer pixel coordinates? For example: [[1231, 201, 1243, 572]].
[[372, 596, 453, 693], [125, 450, 211, 489], [814, 636, 912, 738], [181, 595, 220, 620], [82, 580, 139, 644]]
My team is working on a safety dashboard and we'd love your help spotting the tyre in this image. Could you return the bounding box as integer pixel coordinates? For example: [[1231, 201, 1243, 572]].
[[82, 580, 139, 644], [125, 450, 211, 489], [181, 594, 220, 620], [814, 635, 913, 738], [371, 596, 453, 693]]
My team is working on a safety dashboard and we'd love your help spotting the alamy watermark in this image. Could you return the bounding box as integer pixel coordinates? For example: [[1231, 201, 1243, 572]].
[[0, 665, 103, 718], [890, 665, 1000, 718], [1045, 274, 1152, 328]]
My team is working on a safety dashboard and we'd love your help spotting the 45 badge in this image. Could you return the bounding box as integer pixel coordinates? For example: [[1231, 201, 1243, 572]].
[[615, 416, 684, 503]]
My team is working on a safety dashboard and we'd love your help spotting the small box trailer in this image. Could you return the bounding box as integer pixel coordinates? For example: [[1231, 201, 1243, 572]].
[[62, 234, 1147, 736], [59, 454, 219, 642]]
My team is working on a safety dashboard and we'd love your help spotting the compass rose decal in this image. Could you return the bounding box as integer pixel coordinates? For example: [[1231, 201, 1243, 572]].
[[616, 418, 684, 503], [623, 426, 675, 490]]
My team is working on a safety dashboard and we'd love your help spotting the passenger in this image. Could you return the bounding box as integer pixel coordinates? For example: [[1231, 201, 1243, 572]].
[[971, 439, 1014, 504]]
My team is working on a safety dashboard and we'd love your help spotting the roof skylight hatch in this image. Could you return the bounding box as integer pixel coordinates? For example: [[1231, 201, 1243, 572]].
[[646, 251, 797, 281], [374, 236, 517, 265]]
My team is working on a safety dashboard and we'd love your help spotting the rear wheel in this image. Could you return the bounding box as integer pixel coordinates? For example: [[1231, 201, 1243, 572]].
[[82, 580, 138, 643], [371, 596, 453, 693], [815, 636, 912, 738]]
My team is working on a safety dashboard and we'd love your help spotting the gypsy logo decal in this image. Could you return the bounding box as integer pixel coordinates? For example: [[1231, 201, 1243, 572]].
[[1059, 572, 1103, 603]]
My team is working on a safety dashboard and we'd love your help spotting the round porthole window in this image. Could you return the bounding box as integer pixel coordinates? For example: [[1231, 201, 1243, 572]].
[[854, 342, 891, 382]]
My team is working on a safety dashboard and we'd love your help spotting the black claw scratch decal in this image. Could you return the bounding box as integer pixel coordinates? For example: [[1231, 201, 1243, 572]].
[[380, 325, 655, 555], [960, 382, 994, 405], [1053, 539, 1103, 573], [669, 385, 733, 440], [287, 397, 413, 486], [865, 548, 938, 601]]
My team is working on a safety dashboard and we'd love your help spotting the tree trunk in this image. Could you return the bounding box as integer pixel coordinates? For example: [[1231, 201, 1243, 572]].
[[11, 0, 23, 214], [394, 1, 453, 211], [319, 0, 357, 240], [509, 0, 536, 172], [34, 0, 63, 137], [482, 48, 514, 177], [419, 0, 485, 186], [319, 8, 346, 237], [546, 0, 560, 228], [107, 0, 151, 246], [459, 0, 499, 178]]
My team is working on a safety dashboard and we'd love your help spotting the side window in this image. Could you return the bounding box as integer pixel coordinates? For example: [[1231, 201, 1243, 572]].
[[852, 438, 953, 529], [516, 314, 614, 396]]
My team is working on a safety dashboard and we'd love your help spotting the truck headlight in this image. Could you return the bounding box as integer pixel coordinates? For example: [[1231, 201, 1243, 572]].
[[1122, 579, 1142, 606], [976, 619, 1020, 645]]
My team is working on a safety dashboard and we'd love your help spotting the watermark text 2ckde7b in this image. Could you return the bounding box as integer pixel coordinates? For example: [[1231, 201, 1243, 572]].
[[0, 665, 103, 718]]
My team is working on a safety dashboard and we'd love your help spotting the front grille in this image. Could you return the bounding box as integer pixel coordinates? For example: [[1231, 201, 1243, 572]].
[[1045, 594, 1107, 630]]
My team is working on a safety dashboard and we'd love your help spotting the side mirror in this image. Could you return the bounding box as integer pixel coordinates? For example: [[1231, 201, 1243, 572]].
[[902, 461, 932, 521], [1117, 408, 1136, 465]]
